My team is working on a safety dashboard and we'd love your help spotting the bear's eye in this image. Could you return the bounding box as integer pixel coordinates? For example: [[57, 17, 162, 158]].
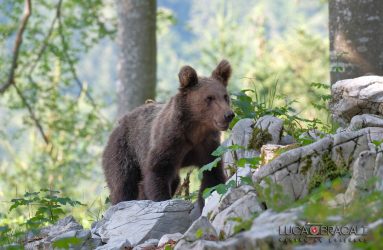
[[206, 96, 215, 102]]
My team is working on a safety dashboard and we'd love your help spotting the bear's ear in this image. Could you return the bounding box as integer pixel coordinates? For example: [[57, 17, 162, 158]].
[[178, 65, 198, 89], [211, 59, 232, 86]]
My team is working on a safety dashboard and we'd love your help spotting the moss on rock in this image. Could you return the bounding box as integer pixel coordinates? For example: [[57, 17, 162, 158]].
[[307, 151, 348, 193], [300, 156, 313, 175], [248, 127, 272, 150]]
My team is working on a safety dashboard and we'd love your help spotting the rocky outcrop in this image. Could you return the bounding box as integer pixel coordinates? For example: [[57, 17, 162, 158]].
[[157, 233, 183, 247], [209, 186, 264, 238], [24, 200, 193, 249], [345, 114, 383, 132], [25, 216, 101, 250], [221, 116, 284, 183], [329, 76, 383, 126], [252, 127, 383, 201], [91, 199, 193, 248], [175, 207, 307, 250], [260, 144, 299, 165], [181, 118, 382, 249]]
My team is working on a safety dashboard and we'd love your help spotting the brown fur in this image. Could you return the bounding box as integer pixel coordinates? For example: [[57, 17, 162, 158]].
[[102, 60, 234, 209]]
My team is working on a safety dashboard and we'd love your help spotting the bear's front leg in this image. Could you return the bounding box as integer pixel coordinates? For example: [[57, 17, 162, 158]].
[[143, 145, 184, 201], [143, 170, 172, 201]]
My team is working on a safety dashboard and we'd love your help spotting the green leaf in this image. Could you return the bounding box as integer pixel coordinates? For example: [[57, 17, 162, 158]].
[[202, 187, 215, 199], [310, 82, 329, 90], [195, 228, 204, 239], [215, 183, 229, 194], [236, 158, 247, 167], [227, 144, 245, 151], [372, 140, 383, 147], [40, 189, 60, 194], [226, 180, 237, 189], [198, 157, 221, 180], [211, 145, 228, 156], [240, 176, 253, 185], [235, 157, 260, 167], [164, 244, 173, 250], [24, 191, 40, 197]]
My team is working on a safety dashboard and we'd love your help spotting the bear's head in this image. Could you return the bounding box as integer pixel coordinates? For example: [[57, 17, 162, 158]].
[[178, 59, 235, 131]]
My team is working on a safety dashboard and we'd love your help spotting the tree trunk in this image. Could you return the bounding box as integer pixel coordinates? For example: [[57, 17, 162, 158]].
[[329, 0, 383, 84], [116, 0, 156, 116]]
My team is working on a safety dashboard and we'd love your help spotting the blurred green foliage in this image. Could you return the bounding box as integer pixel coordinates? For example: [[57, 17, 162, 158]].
[[0, 0, 115, 227], [157, 0, 330, 123], [0, 189, 83, 245]]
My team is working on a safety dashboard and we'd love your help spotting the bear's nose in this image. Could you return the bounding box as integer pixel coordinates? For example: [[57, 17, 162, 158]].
[[224, 111, 235, 122]]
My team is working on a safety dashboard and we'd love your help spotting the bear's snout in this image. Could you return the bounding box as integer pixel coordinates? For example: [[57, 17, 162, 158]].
[[224, 111, 235, 123]]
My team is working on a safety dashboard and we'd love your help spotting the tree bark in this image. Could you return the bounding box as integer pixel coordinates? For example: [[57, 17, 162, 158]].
[[329, 0, 383, 84], [116, 0, 156, 116]]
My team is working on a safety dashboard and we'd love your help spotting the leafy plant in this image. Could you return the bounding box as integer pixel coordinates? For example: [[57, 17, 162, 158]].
[[197, 157, 222, 180], [230, 79, 282, 125], [0, 189, 83, 246], [9, 189, 83, 229], [372, 140, 383, 151], [200, 144, 260, 199], [202, 180, 237, 199], [230, 79, 335, 148]]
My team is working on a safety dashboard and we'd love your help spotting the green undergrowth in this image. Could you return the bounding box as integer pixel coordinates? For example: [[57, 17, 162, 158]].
[[198, 79, 343, 204], [231, 80, 338, 148], [233, 176, 383, 249], [307, 151, 349, 192], [198, 129, 382, 248], [0, 189, 84, 247]]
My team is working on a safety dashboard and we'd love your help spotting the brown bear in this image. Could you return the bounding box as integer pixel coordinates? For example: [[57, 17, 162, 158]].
[[102, 60, 234, 209]]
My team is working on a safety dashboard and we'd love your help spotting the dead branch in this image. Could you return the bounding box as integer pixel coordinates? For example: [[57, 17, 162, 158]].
[[175, 170, 193, 198], [13, 84, 50, 145], [0, 0, 32, 94]]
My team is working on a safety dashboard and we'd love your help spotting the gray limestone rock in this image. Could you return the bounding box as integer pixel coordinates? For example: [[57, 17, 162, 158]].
[[211, 191, 264, 238], [132, 239, 159, 250], [344, 150, 377, 203], [346, 114, 383, 131], [175, 207, 303, 250], [96, 238, 131, 250], [25, 216, 101, 250], [91, 199, 193, 246], [329, 76, 383, 126], [253, 127, 383, 203], [157, 233, 183, 247]]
